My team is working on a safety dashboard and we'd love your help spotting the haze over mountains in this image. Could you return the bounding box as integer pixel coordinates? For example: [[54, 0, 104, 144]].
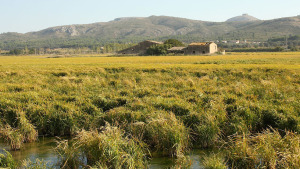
[[0, 14, 299, 50]]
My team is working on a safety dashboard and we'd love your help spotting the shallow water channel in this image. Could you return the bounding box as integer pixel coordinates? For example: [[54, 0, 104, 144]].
[[0, 138, 210, 168]]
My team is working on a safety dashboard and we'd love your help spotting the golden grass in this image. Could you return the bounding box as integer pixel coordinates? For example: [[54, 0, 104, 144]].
[[0, 52, 299, 168], [0, 52, 299, 70]]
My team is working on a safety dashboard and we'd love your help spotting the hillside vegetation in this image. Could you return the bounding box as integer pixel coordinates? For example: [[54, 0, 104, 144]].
[[0, 53, 299, 168], [0, 15, 300, 50]]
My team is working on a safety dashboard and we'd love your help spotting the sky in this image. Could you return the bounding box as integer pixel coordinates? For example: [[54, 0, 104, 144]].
[[0, 0, 299, 34]]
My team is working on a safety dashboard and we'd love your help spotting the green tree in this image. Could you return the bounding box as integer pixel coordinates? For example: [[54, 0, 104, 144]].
[[274, 46, 284, 52], [164, 39, 184, 47], [146, 44, 172, 55], [28, 48, 36, 55], [9, 49, 22, 55]]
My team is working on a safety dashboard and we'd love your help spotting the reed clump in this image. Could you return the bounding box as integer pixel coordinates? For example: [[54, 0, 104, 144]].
[[55, 139, 82, 169], [227, 129, 300, 169], [77, 126, 148, 169], [55, 125, 148, 169], [202, 154, 227, 169], [0, 111, 38, 150], [142, 112, 189, 157], [18, 111, 38, 143], [0, 125, 23, 150], [184, 113, 220, 148]]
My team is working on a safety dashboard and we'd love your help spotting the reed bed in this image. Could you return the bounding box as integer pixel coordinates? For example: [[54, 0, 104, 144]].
[[0, 52, 299, 168]]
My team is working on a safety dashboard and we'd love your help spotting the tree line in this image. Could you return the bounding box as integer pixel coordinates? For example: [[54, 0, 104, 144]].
[[1, 35, 299, 55]]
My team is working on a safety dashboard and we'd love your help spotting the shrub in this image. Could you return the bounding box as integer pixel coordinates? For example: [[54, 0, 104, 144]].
[[146, 44, 172, 55], [0, 150, 17, 168], [164, 39, 184, 47]]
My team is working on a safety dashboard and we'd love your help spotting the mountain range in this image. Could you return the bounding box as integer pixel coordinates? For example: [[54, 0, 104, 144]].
[[0, 14, 299, 50]]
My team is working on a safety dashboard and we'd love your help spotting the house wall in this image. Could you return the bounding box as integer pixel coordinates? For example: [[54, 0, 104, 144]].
[[209, 43, 218, 54], [184, 43, 218, 55], [185, 45, 210, 55]]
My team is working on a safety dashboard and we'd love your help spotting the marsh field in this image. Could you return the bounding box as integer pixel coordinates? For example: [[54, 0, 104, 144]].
[[0, 52, 299, 168]]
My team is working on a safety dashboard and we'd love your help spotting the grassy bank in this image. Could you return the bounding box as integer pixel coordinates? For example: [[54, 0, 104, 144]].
[[0, 52, 299, 168]]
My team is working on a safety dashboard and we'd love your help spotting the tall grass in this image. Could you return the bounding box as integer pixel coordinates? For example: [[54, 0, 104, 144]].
[[0, 111, 37, 150], [0, 53, 299, 167], [77, 126, 148, 168], [184, 113, 220, 148], [19, 111, 38, 143], [0, 125, 23, 150], [227, 129, 300, 169], [143, 112, 189, 157], [55, 125, 148, 168], [202, 154, 227, 169], [55, 139, 82, 169]]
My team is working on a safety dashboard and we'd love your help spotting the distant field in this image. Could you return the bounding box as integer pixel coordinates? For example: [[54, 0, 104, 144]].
[[0, 52, 299, 71], [0, 52, 299, 168]]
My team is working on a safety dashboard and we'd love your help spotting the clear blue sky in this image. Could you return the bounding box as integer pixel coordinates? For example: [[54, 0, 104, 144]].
[[0, 0, 299, 34]]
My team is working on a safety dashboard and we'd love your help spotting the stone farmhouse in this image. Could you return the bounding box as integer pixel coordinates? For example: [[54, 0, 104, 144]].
[[168, 42, 218, 55], [117, 40, 162, 55], [118, 40, 218, 55]]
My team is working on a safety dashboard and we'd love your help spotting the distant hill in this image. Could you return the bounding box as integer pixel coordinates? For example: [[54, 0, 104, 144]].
[[226, 14, 260, 22], [0, 15, 300, 50]]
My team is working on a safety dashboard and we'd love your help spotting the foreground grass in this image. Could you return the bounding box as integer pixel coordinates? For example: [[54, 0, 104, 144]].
[[0, 52, 299, 168]]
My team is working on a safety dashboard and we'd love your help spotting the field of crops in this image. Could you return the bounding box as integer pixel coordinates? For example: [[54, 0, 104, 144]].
[[0, 52, 299, 168]]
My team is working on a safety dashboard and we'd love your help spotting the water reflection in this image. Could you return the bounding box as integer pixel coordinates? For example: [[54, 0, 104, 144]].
[[0, 138, 212, 168], [0, 137, 58, 167]]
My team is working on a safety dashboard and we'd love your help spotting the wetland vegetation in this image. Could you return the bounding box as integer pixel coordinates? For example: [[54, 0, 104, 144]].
[[0, 52, 299, 168]]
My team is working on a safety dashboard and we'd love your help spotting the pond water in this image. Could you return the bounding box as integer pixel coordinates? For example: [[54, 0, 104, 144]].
[[0, 138, 210, 168]]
